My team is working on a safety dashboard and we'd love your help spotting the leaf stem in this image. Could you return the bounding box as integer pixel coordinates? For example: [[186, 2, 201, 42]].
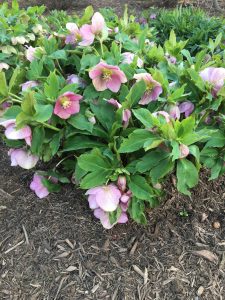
[[40, 122, 60, 131]]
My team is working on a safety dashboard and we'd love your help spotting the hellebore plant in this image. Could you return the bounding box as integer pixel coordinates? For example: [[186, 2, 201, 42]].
[[0, 1, 225, 229]]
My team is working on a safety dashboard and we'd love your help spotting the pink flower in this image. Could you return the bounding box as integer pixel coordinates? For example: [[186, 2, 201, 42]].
[[66, 74, 86, 87], [179, 144, 189, 158], [133, 73, 162, 105], [91, 12, 105, 35], [30, 174, 49, 199], [117, 176, 127, 192], [25, 46, 36, 62], [54, 92, 82, 119], [0, 119, 32, 146], [90, 62, 127, 92], [8, 148, 38, 169], [150, 13, 157, 19], [94, 208, 128, 229], [21, 81, 39, 91], [199, 67, 225, 97], [0, 63, 9, 71], [108, 98, 131, 128], [122, 52, 144, 68], [178, 101, 194, 118], [86, 184, 121, 212], [168, 105, 180, 120], [152, 111, 171, 123], [65, 23, 83, 45]]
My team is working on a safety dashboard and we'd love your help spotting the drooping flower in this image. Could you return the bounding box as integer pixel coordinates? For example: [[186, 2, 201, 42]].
[[152, 111, 171, 123], [117, 176, 127, 192], [30, 174, 49, 199], [179, 144, 189, 158], [66, 74, 86, 88], [86, 184, 121, 212], [165, 53, 177, 64], [89, 62, 127, 92], [93, 208, 128, 229], [121, 52, 143, 68], [8, 148, 38, 169], [107, 98, 131, 128], [0, 63, 9, 71], [178, 101, 194, 118], [91, 12, 105, 35], [199, 67, 225, 97], [133, 73, 162, 105], [25, 46, 37, 62], [65, 23, 83, 45], [54, 92, 82, 119], [21, 80, 39, 91], [0, 119, 32, 146], [150, 13, 157, 19], [168, 105, 180, 120]]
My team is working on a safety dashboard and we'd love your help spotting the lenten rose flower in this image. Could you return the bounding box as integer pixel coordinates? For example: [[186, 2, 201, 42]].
[[25, 46, 37, 62], [8, 148, 38, 169], [179, 144, 189, 159], [107, 98, 131, 128], [199, 67, 225, 97], [0, 119, 32, 146], [89, 62, 127, 92], [65, 23, 83, 45], [152, 111, 171, 123], [21, 80, 39, 91], [122, 52, 143, 68], [54, 92, 82, 119], [150, 13, 157, 19], [91, 12, 105, 35], [179, 101, 194, 118], [30, 174, 49, 199], [0, 63, 9, 71], [66, 74, 86, 88], [133, 73, 162, 105], [86, 184, 121, 212], [117, 176, 127, 192], [94, 208, 128, 229], [168, 105, 180, 120]]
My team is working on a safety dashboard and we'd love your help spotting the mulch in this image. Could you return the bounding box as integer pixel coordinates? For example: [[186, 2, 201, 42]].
[[1, 1, 225, 299]]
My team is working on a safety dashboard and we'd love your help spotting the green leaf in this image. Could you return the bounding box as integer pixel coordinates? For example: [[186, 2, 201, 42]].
[[68, 114, 93, 133], [132, 108, 156, 128], [150, 157, 174, 184], [44, 72, 59, 99], [119, 129, 156, 153], [0, 72, 8, 97], [80, 169, 110, 189], [129, 175, 155, 203], [128, 197, 147, 225], [3, 106, 21, 119], [177, 159, 199, 196], [136, 149, 170, 173], [205, 131, 225, 148], [21, 92, 36, 115], [49, 132, 61, 156], [90, 100, 115, 131], [79, 5, 94, 25], [31, 126, 45, 155], [109, 207, 122, 225], [78, 149, 112, 172], [34, 103, 53, 122], [49, 50, 67, 60], [126, 80, 146, 107], [42, 178, 61, 193], [63, 136, 105, 152]]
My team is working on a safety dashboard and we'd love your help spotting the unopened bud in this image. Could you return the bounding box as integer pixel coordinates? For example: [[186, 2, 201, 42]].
[[117, 176, 126, 192]]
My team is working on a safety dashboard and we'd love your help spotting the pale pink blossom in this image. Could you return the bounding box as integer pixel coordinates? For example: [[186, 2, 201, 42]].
[[8, 148, 38, 169], [117, 176, 126, 192], [54, 92, 82, 119], [152, 111, 171, 123], [93, 208, 128, 229], [122, 52, 143, 68], [178, 101, 194, 118], [66, 74, 86, 87], [21, 80, 39, 91], [0, 63, 9, 71], [89, 62, 127, 92], [179, 144, 189, 158], [133, 73, 162, 105], [168, 105, 180, 120], [199, 67, 225, 97], [0, 119, 32, 146], [25, 46, 36, 62], [86, 184, 121, 212], [108, 98, 131, 127], [91, 12, 105, 35], [30, 174, 50, 198]]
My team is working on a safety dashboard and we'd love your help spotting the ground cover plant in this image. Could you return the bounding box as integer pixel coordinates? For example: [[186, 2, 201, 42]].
[[0, 0, 225, 229]]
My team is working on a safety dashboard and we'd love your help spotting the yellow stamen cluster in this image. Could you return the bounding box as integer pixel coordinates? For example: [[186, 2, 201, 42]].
[[60, 96, 71, 109], [102, 69, 112, 81], [146, 82, 154, 93]]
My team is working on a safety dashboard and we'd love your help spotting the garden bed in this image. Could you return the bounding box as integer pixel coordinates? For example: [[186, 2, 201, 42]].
[[0, 141, 225, 299]]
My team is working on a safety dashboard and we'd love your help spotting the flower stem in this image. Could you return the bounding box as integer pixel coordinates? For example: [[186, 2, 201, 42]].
[[9, 92, 22, 101], [40, 122, 60, 131]]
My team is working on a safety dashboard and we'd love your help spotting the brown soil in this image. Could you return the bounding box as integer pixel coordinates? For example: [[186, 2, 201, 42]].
[[0, 142, 225, 300]]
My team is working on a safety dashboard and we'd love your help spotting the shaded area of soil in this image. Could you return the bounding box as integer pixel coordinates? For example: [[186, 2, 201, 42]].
[[0, 140, 225, 299]]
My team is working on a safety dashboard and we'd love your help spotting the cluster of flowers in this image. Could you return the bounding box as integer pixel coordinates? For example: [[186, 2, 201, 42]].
[[1, 8, 225, 228]]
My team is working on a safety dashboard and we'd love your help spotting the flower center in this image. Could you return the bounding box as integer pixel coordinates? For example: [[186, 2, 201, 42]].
[[146, 82, 154, 93], [60, 96, 71, 109], [102, 69, 112, 81], [75, 32, 82, 42]]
